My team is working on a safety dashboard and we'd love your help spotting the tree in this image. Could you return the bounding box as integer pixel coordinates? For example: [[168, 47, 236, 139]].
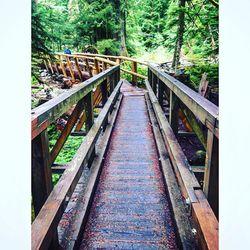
[[172, 0, 186, 69]]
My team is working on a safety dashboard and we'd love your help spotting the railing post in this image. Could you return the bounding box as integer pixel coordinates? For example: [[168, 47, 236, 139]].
[[54, 60, 60, 74], [169, 90, 179, 135], [85, 58, 93, 77], [152, 74, 157, 94], [48, 59, 54, 74], [58, 55, 67, 77], [74, 57, 83, 81], [148, 68, 152, 85], [203, 130, 218, 218], [32, 129, 53, 216], [44, 60, 49, 72], [158, 79, 164, 107], [132, 61, 137, 85], [66, 56, 76, 81], [101, 79, 108, 105], [94, 59, 100, 74], [103, 61, 107, 71], [84, 91, 94, 132]]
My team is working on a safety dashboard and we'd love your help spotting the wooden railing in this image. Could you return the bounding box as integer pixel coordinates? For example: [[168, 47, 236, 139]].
[[147, 64, 218, 250], [44, 52, 147, 85], [32, 64, 120, 217]]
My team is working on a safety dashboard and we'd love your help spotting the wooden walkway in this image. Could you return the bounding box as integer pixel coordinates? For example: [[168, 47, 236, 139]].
[[79, 82, 177, 249], [32, 57, 218, 250]]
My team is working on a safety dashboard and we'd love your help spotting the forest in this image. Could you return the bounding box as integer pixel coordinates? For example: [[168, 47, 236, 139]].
[[32, 0, 218, 89]]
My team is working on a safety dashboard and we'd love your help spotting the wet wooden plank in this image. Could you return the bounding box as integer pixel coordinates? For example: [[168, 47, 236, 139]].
[[31, 65, 119, 139], [31, 80, 123, 250]]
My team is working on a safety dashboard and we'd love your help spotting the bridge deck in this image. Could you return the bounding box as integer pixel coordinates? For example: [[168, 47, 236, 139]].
[[79, 82, 178, 249]]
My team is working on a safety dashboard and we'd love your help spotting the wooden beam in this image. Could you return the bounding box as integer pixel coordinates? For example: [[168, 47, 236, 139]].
[[74, 57, 83, 81], [203, 130, 219, 218], [101, 79, 108, 106], [32, 129, 53, 216], [50, 98, 85, 165], [71, 130, 87, 136], [83, 91, 94, 132], [44, 60, 49, 71], [158, 79, 164, 107], [179, 103, 207, 150], [31, 80, 123, 250], [58, 55, 67, 77], [121, 68, 147, 79], [192, 190, 218, 250], [85, 58, 93, 77], [51, 164, 67, 174], [94, 59, 100, 74], [48, 59, 54, 74], [131, 61, 137, 85], [169, 90, 179, 135], [65, 56, 75, 81]]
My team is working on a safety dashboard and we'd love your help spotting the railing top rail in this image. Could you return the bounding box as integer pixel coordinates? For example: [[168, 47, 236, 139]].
[[149, 64, 219, 136], [60, 52, 149, 66], [32, 65, 119, 140]]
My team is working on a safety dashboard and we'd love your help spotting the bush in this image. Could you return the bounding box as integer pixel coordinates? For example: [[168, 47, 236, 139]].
[[185, 63, 219, 89], [96, 39, 120, 55]]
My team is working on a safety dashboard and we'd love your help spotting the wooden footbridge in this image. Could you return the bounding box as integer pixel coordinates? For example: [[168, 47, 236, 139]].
[[32, 53, 218, 249]]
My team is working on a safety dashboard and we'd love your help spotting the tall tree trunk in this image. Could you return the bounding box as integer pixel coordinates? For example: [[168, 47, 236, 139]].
[[172, 0, 186, 70], [120, 1, 128, 56]]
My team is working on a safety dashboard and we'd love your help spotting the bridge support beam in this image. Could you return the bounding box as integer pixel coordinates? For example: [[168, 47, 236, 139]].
[[32, 129, 53, 216], [203, 130, 219, 218]]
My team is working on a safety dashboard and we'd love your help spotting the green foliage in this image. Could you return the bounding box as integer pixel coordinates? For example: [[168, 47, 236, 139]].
[[97, 39, 120, 55], [185, 63, 219, 89]]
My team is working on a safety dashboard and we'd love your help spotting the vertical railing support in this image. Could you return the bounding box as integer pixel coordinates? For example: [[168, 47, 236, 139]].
[[32, 129, 53, 216], [152, 73, 157, 94], [66, 56, 76, 81], [132, 61, 137, 85], [84, 91, 94, 132], [48, 59, 54, 74], [94, 59, 100, 74], [58, 55, 67, 77], [101, 79, 108, 106], [44, 60, 49, 72], [169, 90, 179, 135], [85, 58, 93, 77], [74, 57, 83, 81], [203, 130, 219, 218], [158, 79, 164, 107]]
